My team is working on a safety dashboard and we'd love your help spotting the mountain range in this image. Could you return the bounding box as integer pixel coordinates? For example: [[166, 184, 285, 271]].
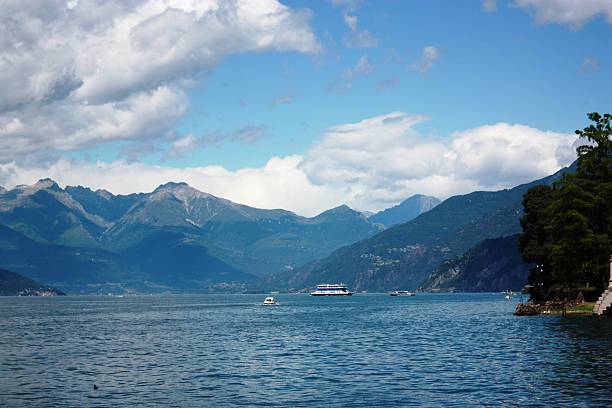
[[0, 163, 572, 294], [0, 179, 392, 293], [265, 164, 572, 292]]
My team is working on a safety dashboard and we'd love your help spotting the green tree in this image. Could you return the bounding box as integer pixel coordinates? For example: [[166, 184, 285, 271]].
[[571, 112, 612, 289], [519, 185, 554, 290], [519, 112, 611, 299], [547, 174, 601, 287]]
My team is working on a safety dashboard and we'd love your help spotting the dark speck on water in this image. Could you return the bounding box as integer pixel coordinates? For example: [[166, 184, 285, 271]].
[[0, 293, 610, 407]]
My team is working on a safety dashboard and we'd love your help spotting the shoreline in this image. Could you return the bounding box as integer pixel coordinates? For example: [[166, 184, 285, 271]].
[[515, 301, 596, 316]]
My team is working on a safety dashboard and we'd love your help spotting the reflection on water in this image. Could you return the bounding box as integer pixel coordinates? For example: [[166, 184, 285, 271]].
[[0, 293, 610, 407]]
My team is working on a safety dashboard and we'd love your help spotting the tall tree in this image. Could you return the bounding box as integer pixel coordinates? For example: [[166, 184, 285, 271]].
[[571, 112, 612, 289], [519, 185, 554, 291], [519, 112, 611, 299]]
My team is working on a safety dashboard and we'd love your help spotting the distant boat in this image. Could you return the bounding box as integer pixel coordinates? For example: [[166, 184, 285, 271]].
[[311, 283, 352, 296], [504, 291, 513, 300], [263, 297, 277, 305], [390, 291, 415, 296]]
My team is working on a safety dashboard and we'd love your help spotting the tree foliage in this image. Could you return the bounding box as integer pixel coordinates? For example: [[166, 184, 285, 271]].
[[519, 185, 554, 290], [519, 113, 611, 299]]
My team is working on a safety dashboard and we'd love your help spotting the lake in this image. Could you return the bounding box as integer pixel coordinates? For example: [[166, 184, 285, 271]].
[[0, 293, 610, 407]]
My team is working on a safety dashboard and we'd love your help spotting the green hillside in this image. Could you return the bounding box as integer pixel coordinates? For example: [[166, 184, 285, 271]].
[[420, 234, 530, 292], [267, 164, 572, 292], [0, 268, 65, 296]]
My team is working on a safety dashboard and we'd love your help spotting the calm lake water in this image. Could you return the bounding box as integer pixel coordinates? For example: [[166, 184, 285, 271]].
[[0, 293, 610, 407]]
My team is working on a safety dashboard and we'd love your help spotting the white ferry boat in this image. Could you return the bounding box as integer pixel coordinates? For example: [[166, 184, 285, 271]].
[[311, 283, 353, 296], [389, 291, 415, 296]]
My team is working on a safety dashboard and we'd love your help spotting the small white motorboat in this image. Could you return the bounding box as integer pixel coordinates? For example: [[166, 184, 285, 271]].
[[504, 291, 513, 299], [390, 291, 415, 296], [263, 296, 277, 305]]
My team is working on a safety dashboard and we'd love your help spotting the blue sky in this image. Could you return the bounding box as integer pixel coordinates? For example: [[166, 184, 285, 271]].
[[133, 0, 611, 170], [1, 0, 611, 214]]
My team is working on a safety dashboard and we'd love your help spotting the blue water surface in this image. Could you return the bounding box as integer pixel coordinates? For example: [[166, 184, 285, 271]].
[[0, 293, 610, 407]]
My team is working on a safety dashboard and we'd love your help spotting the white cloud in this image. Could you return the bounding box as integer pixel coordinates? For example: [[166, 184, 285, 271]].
[[164, 134, 199, 161], [344, 14, 358, 31], [0, 112, 578, 216], [0, 0, 320, 163], [410, 46, 441, 73], [0, 156, 345, 217], [300, 112, 576, 210], [343, 14, 378, 48], [514, 0, 612, 28], [330, 55, 374, 92], [450, 123, 576, 187], [0, 85, 188, 164]]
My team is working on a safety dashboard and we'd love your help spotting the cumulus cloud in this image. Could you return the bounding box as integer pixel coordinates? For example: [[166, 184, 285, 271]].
[[300, 112, 577, 210], [514, 0, 612, 28], [450, 123, 576, 187], [410, 46, 440, 73], [0, 156, 345, 217], [0, 112, 578, 216], [0, 0, 319, 163], [0, 85, 188, 164]]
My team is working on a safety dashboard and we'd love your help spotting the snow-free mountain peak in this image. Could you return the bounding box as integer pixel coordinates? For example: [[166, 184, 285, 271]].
[[369, 194, 441, 227], [0, 178, 384, 291]]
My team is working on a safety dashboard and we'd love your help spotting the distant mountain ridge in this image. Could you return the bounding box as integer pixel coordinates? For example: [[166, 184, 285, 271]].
[[0, 179, 383, 293], [266, 164, 573, 292], [369, 194, 440, 227]]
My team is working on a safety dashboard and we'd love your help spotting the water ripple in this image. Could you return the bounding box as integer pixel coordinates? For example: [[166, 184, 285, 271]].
[[0, 293, 610, 407]]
